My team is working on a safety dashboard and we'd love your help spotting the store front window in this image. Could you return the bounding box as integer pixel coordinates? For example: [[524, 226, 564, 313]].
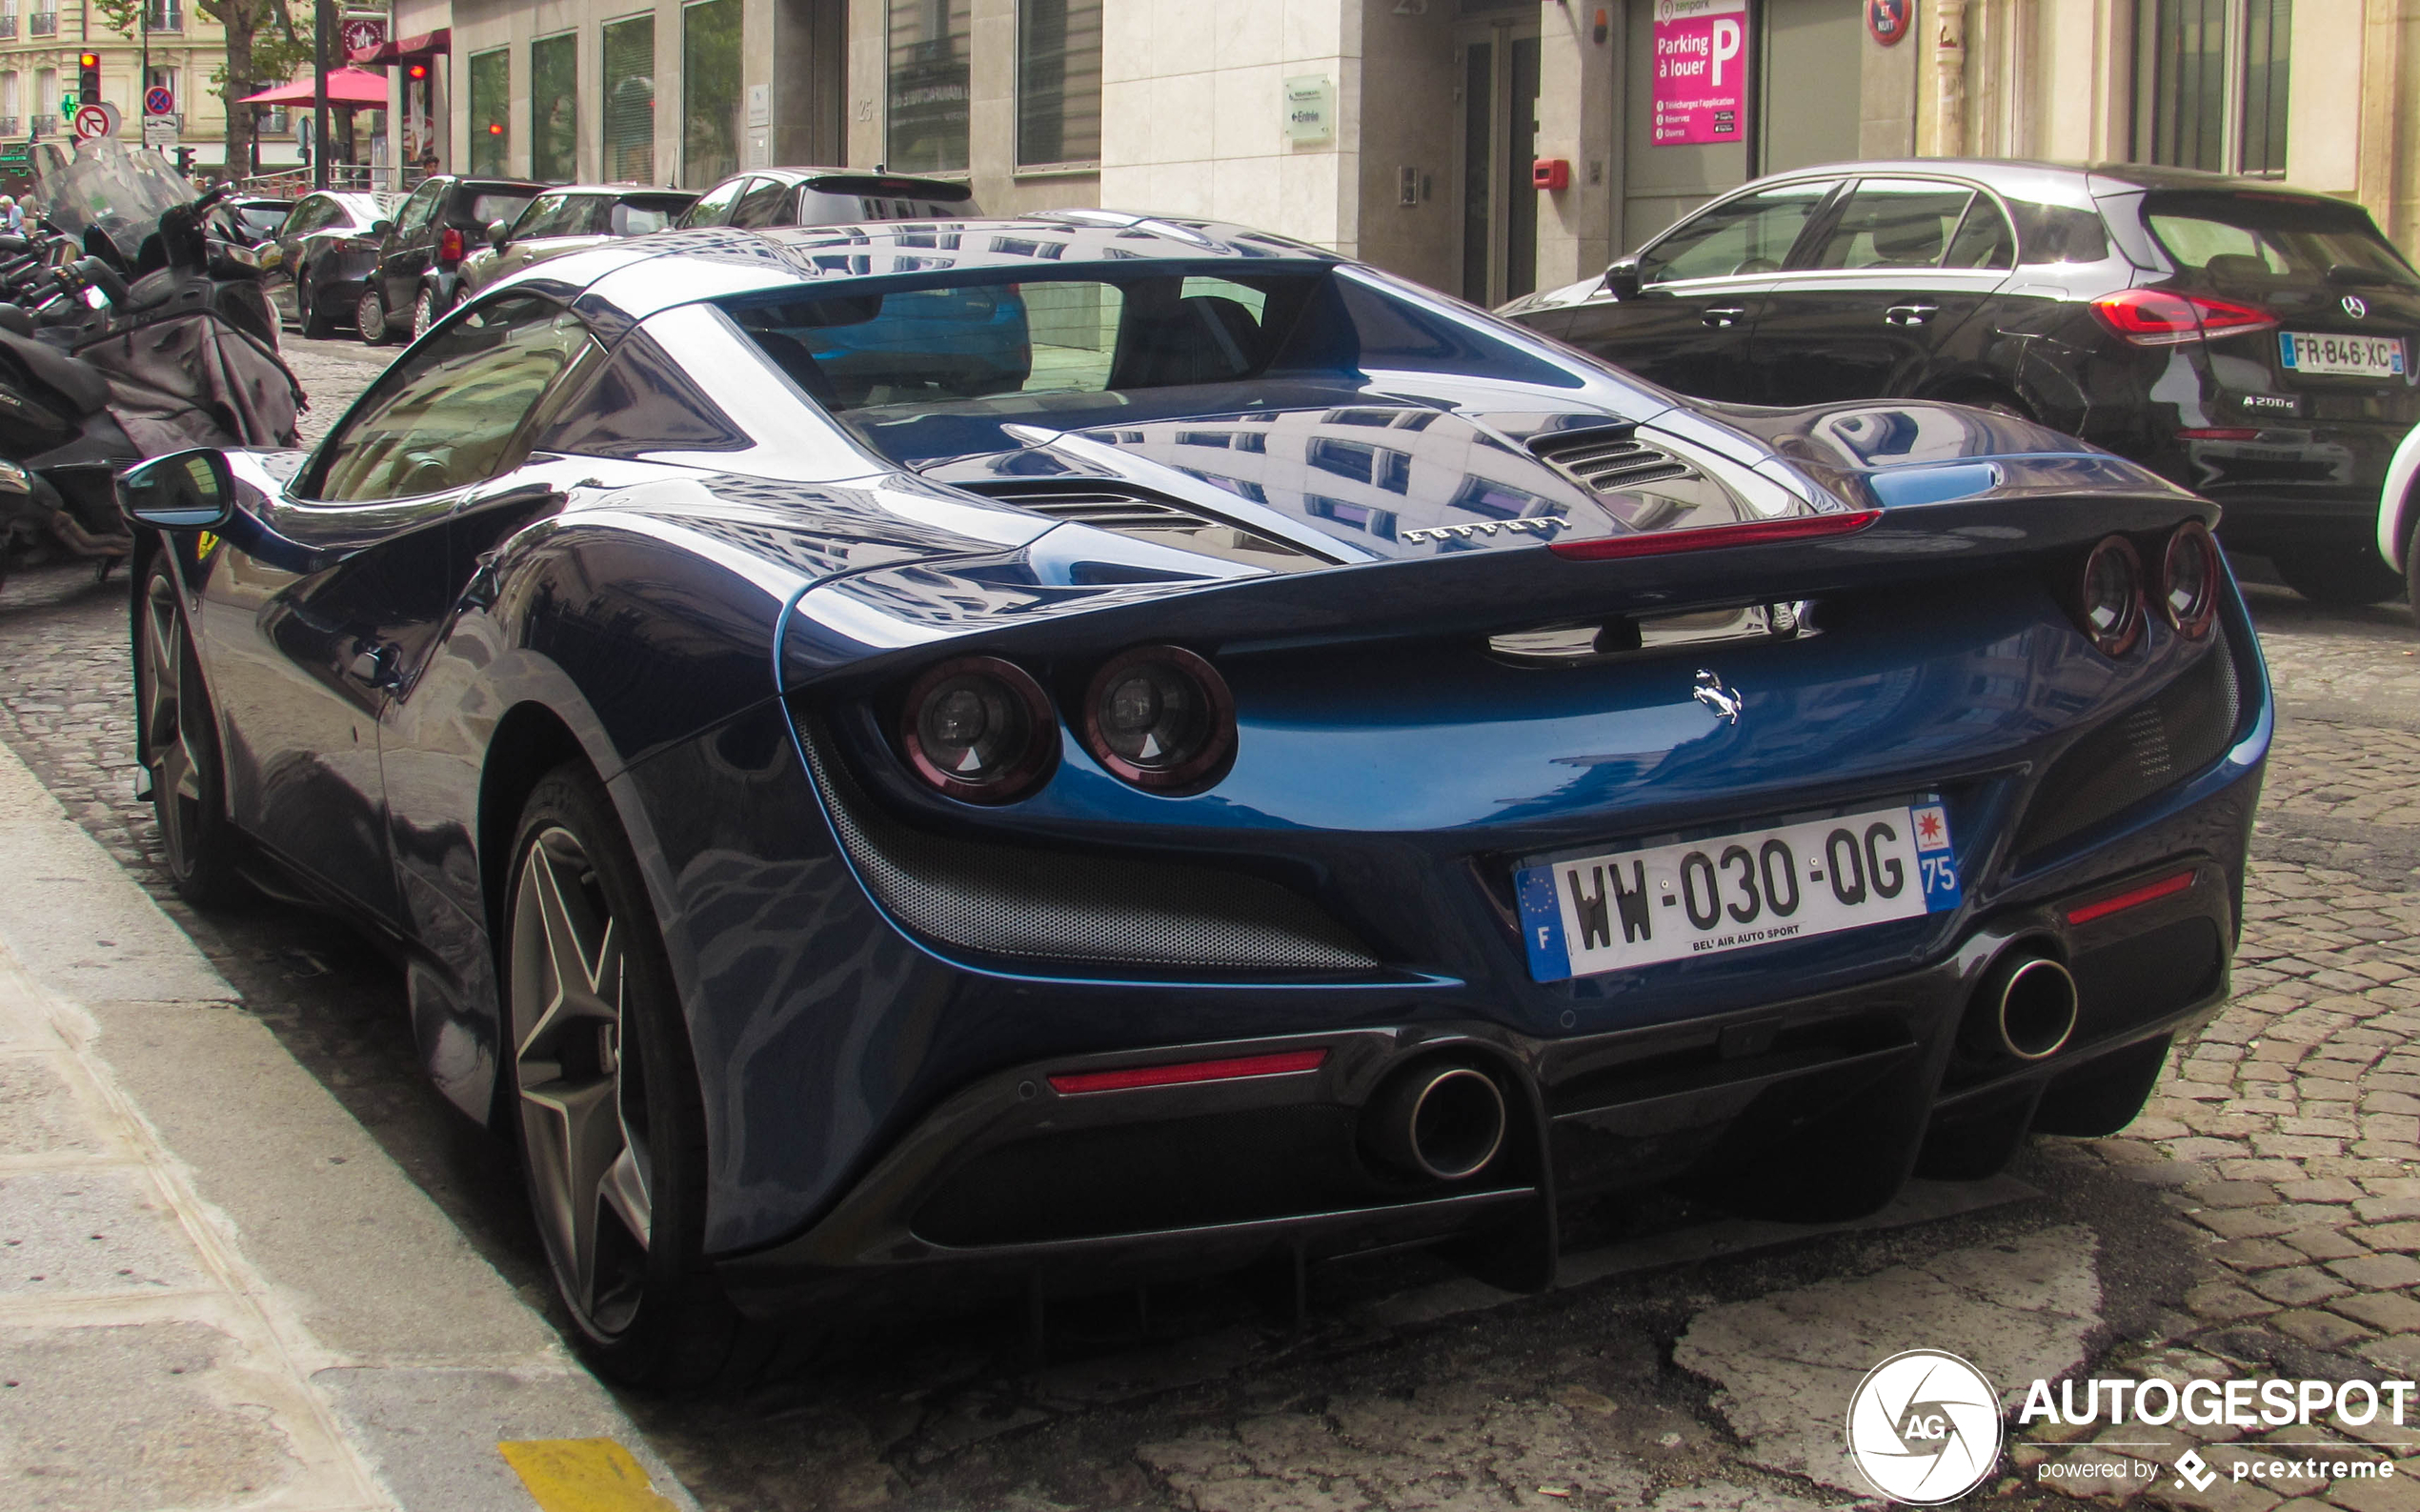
[[1017, 0, 1099, 166], [468, 47, 509, 176], [2134, 0, 2290, 177], [683, 0, 741, 187], [532, 32, 577, 184], [602, 14, 655, 184], [888, 0, 970, 173]]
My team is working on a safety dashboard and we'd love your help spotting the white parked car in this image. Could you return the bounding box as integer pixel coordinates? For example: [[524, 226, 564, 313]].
[[2382, 423, 2420, 625]]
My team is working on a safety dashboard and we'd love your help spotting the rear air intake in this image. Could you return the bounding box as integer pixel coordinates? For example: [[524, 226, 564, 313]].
[[2014, 637, 2242, 858], [1530, 427, 1698, 493], [794, 720, 1377, 972]]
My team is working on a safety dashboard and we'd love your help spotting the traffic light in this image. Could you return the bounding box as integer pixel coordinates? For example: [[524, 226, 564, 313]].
[[77, 53, 100, 106], [407, 63, 428, 82]]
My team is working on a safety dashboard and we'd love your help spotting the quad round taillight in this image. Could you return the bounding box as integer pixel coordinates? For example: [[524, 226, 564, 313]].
[[2076, 535, 2145, 657], [2158, 520, 2221, 638], [1082, 645, 1237, 793], [898, 656, 1056, 802]]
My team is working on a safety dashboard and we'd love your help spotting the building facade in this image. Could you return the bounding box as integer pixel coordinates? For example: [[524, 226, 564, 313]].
[[0, 0, 321, 174], [412, 0, 2419, 301]]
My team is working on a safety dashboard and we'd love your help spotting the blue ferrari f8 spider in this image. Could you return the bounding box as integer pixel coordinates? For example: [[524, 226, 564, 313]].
[[115, 211, 2269, 1386]]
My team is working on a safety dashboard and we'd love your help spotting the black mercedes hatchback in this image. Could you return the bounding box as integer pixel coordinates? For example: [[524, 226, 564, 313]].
[[1502, 161, 2420, 604]]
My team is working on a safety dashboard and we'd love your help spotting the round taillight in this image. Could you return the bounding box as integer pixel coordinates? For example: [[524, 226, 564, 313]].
[[898, 656, 1056, 802], [2077, 535, 2145, 656], [1082, 646, 1236, 793], [2158, 520, 2220, 638]]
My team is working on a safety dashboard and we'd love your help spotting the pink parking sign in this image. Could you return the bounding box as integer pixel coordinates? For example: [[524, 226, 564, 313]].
[[1651, 0, 1749, 147]]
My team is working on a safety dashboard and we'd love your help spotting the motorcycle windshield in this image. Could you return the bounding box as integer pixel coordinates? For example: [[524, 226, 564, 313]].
[[34, 138, 193, 260]]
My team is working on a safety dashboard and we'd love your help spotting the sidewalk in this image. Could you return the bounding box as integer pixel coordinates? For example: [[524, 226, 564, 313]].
[[0, 740, 695, 1511]]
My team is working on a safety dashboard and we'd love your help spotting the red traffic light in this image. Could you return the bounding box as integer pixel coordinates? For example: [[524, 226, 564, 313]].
[[78, 52, 98, 69], [407, 63, 429, 80], [76, 52, 100, 106], [487, 122, 503, 135]]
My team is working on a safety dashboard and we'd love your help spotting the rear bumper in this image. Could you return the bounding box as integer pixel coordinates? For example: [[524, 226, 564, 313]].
[[713, 851, 2239, 1321]]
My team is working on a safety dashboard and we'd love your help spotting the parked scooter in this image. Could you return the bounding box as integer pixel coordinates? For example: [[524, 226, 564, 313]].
[[0, 139, 300, 593]]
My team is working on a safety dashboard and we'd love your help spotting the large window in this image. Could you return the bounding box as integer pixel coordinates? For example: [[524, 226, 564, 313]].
[[532, 32, 577, 184], [887, 0, 970, 173], [683, 0, 741, 188], [313, 298, 595, 503], [1017, 0, 1099, 166], [2133, 0, 2290, 178], [602, 14, 655, 184], [468, 47, 510, 176]]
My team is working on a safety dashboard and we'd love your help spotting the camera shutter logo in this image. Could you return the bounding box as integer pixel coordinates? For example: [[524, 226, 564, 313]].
[[1845, 1350, 2004, 1503]]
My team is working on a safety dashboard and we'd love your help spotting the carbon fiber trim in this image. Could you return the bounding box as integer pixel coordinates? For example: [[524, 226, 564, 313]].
[[796, 722, 1379, 972]]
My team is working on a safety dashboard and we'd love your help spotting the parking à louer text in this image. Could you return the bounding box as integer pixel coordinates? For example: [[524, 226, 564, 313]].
[[2022, 1377, 2418, 1427]]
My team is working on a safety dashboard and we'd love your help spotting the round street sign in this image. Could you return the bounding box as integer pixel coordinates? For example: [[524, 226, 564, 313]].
[[71, 102, 117, 141], [1867, 0, 1912, 45], [144, 85, 172, 116]]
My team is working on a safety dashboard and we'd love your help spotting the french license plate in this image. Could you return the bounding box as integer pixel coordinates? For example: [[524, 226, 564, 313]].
[[2278, 331, 2407, 378], [1515, 802, 1962, 983]]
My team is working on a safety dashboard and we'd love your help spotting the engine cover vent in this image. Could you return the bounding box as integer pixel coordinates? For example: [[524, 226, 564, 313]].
[[956, 479, 1328, 568], [1530, 427, 1700, 494]]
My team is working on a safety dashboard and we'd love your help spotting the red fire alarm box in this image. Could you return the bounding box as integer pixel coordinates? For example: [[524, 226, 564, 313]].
[[1532, 158, 1571, 192]]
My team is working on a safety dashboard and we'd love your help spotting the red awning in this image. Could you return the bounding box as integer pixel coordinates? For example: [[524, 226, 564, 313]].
[[237, 68, 391, 107], [351, 28, 450, 66]]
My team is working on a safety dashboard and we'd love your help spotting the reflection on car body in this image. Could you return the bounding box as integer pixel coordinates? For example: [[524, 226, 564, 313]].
[[118, 211, 2269, 1388]]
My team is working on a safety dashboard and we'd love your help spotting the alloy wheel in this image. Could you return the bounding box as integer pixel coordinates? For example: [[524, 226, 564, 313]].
[[139, 573, 207, 877], [413, 288, 440, 340], [511, 824, 655, 1338], [356, 288, 387, 345]]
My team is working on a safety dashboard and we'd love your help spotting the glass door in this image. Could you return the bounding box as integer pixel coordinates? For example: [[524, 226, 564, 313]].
[[1458, 15, 1541, 308]]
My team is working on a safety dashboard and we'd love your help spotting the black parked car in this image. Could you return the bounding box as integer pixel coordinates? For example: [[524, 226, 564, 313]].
[[675, 167, 977, 231], [265, 191, 393, 338], [1502, 161, 2420, 604], [209, 195, 293, 249], [356, 173, 543, 346], [455, 185, 697, 300]]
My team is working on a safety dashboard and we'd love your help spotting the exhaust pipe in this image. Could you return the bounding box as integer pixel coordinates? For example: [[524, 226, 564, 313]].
[[1362, 1063, 1507, 1181], [1965, 949, 2080, 1062]]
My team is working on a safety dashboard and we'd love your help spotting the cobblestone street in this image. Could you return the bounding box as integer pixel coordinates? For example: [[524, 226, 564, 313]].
[[1, 333, 2417, 1509]]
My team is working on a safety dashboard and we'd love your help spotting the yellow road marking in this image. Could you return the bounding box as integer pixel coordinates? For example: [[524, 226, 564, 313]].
[[497, 1439, 679, 1512]]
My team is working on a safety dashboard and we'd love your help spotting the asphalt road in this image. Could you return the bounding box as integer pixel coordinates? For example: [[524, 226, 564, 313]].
[[2, 334, 2416, 1510]]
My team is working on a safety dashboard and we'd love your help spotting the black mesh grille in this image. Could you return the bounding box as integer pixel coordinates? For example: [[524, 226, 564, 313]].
[[1530, 427, 1699, 494], [797, 726, 1378, 972], [2015, 636, 2242, 857]]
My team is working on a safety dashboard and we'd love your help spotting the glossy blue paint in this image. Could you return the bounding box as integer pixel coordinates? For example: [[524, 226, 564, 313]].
[[135, 217, 2270, 1269]]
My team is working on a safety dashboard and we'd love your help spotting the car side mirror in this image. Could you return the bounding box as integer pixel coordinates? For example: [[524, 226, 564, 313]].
[[1602, 257, 1643, 301], [488, 218, 511, 251], [118, 449, 234, 533]]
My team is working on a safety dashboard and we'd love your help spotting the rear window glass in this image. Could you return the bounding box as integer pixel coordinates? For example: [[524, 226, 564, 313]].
[[721, 267, 1580, 439], [2008, 203, 2111, 266], [2144, 192, 2416, 286], [610, 199, 686, 235], [465, 192, 536, 229]]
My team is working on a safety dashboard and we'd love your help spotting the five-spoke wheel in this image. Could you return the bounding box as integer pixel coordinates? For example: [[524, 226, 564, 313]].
[[136, 562, 243, 905], [504, 766, 754, 1385]]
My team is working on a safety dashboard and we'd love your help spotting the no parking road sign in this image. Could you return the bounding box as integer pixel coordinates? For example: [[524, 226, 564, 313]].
[[144, 85, 173, 117], [71, 102, 120, 141]]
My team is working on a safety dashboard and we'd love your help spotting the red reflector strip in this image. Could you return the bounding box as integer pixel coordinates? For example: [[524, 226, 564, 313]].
[[1547, 509, 1883, 561], [2066, 870, 2195, 926], [2175, 428, 2260, 441], [1047, 1048, 1327, 1096]]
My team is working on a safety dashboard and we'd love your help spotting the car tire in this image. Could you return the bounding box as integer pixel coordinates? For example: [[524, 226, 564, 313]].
[[2269, 545, 2407, 607], [356, 287, 391, 345], [2407, 527, 2420, 633], [135, 560, 247, 907], [504, 764, 779, 1390], [296, 271, 337, 340], [412, 286, 447, 341]]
